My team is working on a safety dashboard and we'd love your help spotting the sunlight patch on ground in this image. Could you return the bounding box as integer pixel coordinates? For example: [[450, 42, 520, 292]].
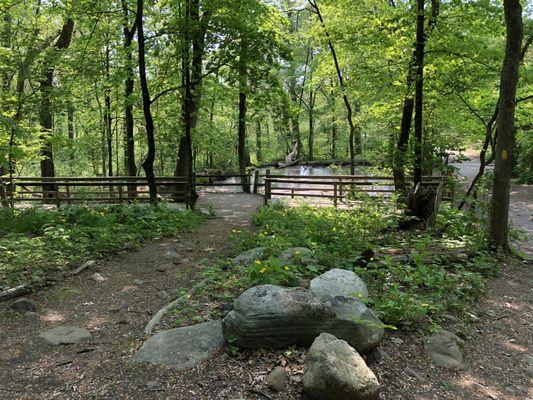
[[40, 310, 64, 323]]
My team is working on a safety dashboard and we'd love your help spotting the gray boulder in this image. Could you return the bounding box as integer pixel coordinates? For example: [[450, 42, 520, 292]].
[[133, 320, 225, 371], [232, 247, 267, 266], [310, 268, 369, 301], [279, 247, 316, 266], [11, 297, 37, 312], [222, 285, 383, 353], [424, 330, 466, 370], [39, 326, 92, 345], [303, 333, 380, 400]]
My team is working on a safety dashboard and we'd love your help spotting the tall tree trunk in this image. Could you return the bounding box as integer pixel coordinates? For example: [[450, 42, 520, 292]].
[[393, 0, 439, 199], [330, 93, 337, 159], [256, 118, 262, 163], [122, 0, 137, 198], [413, 0, 426, 188], [308, 89, 316, 161], [67, 103, 74, 141], [238, 58, 250, 193], [105, 45, 113, 178], [175, 0, 208, 206], [309, 0, 359, 174], [489, 0, 523, 250], [393, 98, 414, 200], [136, 0, 157, 203], [39, 18, 74, 198]]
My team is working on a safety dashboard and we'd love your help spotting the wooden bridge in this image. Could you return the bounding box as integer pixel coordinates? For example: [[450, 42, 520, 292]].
[[0, 171, 448, 208]]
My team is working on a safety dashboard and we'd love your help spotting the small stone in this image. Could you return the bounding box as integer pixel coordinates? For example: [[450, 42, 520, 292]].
[[467, 312, 480, 322], [267, 366, 288, 392], [405, 367, 423, 380], [146, 381, 158, 389], [158, 290, 170, 299], [309, 268, 369, 301], [11, 298, 37, 312], [197, 207, 212, 216], [232, 247, 267, 266], [368, 348, 390, 365], [442, 313, 460, 322], [165, 250, 180, 262], [24, 311, 40, 318], [156, 265, 168, 272], [39, 326, 92, 345], [91, 273, 105, 283], [133, 279, 144, 286], [279, 247, 317, 266], [424, 330, 466, 370]]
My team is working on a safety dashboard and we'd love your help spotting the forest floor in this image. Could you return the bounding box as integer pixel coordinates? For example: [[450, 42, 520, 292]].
[[0, 187, 531, 399]]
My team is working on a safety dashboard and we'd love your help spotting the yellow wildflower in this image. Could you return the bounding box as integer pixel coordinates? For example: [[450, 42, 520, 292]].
[[284, 266, 290, 271], [254, 260, 262, 265], [259, 267, 267, 274]]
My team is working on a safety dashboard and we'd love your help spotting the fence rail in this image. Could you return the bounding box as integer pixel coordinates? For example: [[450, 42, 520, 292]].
[[263, 173, 444, 207], [0, 173, 258, 206], [0, 171, 451, 209]]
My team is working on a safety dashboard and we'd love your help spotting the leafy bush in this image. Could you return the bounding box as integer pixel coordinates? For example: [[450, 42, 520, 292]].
[[0, 204, 202, 289], [232, 201, 499, 329]]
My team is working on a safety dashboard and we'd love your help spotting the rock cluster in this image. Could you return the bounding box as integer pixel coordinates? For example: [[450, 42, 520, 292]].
[[222, 284, 383, 353]]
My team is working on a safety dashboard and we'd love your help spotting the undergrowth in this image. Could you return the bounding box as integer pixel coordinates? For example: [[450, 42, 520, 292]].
[[225, 200, 502, 330], [0, 204, 202, 290]]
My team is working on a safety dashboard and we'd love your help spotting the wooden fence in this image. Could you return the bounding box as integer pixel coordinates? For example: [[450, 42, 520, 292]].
[[0, 173, 259, 206], [0, 176, 189, 206], [0, 171, 450, 208], [263, 173, 445, 207]]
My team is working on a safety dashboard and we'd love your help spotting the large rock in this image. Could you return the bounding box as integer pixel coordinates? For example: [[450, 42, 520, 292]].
[[39, 326, 92, 345], [424, 330, 466, 370], [310, 268, 369, 301], [233, 247, 267, 266], [222, 285, 383, 353], [303, 333, 380, 400], [279, 247, 317, 266], [133, 320, 225, 371]]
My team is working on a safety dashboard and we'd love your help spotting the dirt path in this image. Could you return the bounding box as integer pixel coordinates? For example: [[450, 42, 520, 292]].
[[0, 193, 264, 400], [1, 191, 531, 400]]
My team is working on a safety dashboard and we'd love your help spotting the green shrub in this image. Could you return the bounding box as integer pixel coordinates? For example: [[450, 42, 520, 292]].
[[232, 201, 500, 330], [0, 204, 202, 289]]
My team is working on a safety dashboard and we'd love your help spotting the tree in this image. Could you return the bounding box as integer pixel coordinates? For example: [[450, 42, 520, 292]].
[[489, 0, 524, 250], [136, 0, 157, 203], [39, 18, 75, 181]]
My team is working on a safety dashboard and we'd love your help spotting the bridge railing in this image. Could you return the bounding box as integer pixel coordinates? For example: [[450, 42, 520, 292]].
[[263, 173, 444, 207], [0, 176, 190, 206]]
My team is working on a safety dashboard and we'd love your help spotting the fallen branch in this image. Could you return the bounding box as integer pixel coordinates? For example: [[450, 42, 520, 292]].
[[144, 277, 210, 334], [0, 284, 31, 301], [67, 260, 96, 276]]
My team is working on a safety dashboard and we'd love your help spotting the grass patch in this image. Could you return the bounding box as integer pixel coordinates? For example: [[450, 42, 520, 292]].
[[0, 204, 202, 290]]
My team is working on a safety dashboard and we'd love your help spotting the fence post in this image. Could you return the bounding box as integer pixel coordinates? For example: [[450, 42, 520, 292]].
[[252, 170, 260, 194], [55, 182, 61, 208], [333, 183, 338, 207], [66, 185, 71, 205], [118, 185, 124, 203], [0, 177, 8, 208], [264, 169, 271, 205]]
